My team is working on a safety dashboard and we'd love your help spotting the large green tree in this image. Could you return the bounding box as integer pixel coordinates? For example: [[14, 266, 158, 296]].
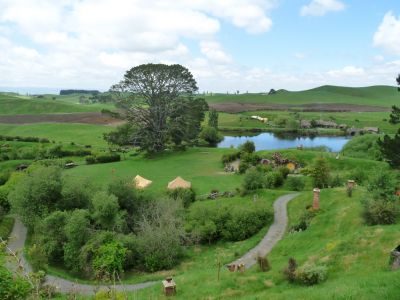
[[389, 105, 400, 124], [111, 64, 207, 153]]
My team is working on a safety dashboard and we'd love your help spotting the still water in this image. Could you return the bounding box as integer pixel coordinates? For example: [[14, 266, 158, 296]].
[[218, 132, 351, 152]]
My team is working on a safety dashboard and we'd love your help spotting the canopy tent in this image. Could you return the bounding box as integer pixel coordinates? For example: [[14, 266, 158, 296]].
[[167, 176, 191, 190], [133, 175, 152, 189]]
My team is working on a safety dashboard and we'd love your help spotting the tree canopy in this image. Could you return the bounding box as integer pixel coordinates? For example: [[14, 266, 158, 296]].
[[110, 64, 208, 153]]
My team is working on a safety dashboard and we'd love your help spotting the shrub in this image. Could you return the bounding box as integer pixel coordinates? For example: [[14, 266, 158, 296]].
[[310, 157, 330, 188], [85, 154, 120, 164], [286, 176, 305, 191], [243, 168, 265, 191], [349, 168, 367, 185], [265, 172, 284, 188], [277, 166, 290, 179], [295, 263, 327, 285], [199, 126, 223, 146], [186, 204, 272, 244], [330, 174, 343, 188], [221, 151, 240, 164], [239, 141, 255, 153], [168, 188, 196, 208], [362, 199, 399, 225], [238, 161, 250, 174], [367, 170, 397, 200]]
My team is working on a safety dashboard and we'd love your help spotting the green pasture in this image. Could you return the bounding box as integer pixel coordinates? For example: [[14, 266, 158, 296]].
[[65, 147, 242, 196], [0, 93, 106, 115], [0, 123, 112, 147], [205, 85, 400, 107]]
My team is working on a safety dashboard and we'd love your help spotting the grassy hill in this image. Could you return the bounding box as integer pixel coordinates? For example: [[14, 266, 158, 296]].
[[205, 85, 400, 107], [0, 93, 108, 115]]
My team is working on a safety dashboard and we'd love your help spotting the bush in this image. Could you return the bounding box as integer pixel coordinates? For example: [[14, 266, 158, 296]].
[[168, 188, 196, 208], [265, 171, 284, 188], [221, 151, 241, 164], [286, 176, 305, 191], [295, 263, 327, 285], [238, 161, 250, 174], [277, 166, 290, 179], [243, 168, 265, 191], [187, 203, 272, 243], [310, 157, 330, 188], [199, 126, 223, 146], [362, 199, 399, 225], [86, 154, 120, 165], [349, 168, 367, 185], [239, 141, 255, 153], [330, 174, 343, 188]]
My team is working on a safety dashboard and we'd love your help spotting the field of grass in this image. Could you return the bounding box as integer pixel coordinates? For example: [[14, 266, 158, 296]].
[[0, 94, 108, 115], [218, 111, 398, 134], [205, 85, 400, 107], [0, 123, 112, 147], [131, 188, 400, 299], [65, 147, 242, 196]]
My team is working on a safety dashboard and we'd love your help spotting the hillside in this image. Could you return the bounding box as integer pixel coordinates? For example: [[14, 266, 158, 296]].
[[205, 85, 399, 108], [0, 93, 105, 115]]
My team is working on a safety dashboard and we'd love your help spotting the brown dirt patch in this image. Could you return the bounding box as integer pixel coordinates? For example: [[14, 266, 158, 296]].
[[0, 112, 123, 125], [209, 102, 390, 113]]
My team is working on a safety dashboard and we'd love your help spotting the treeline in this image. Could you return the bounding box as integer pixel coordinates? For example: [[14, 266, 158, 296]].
[[59, 89, 100, 95]]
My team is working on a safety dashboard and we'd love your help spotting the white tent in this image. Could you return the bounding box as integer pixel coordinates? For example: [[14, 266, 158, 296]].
[[133, 175, 152, 189], [167, 176, 191, 189]]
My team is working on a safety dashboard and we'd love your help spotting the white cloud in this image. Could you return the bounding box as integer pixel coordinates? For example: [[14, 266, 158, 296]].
[[327, 66, 365, 77], [301, 0, 345, 17], [294, 53, 306, 59], [0, 0, 277, 89], [373, 12, 400, 56], [200, 41, 232, 64]]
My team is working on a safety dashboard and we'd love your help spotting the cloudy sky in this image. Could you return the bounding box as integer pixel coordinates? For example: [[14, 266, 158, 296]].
[[0, 0, 399, 93]]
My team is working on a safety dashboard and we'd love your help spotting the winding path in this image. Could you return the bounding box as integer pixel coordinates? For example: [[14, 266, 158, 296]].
[[229, 193, 300, 269], [4, 193, 299, 294]]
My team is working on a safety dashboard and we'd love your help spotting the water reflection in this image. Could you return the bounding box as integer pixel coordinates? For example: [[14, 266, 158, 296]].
[[217, 132, 351, 152]]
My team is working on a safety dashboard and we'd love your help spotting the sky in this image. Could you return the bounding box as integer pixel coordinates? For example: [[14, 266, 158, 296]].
[[0, 0, 400, 93]]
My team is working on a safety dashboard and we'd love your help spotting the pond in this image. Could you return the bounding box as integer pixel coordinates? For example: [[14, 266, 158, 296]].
[[217, 132, 352, 152]]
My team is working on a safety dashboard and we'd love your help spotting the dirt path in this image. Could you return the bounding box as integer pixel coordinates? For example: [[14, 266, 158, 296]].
[[229, 193, 300, 269], [5, 219, 157, 295]]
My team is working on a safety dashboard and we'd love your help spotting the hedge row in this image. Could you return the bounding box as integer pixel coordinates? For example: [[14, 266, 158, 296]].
[[0, 135, 50, 143], [86, 154, 121, 164]]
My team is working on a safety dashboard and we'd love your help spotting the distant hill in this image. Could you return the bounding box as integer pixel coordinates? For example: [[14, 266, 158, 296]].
[[204, 85, 400, 108], [0, 93, 98, 115]]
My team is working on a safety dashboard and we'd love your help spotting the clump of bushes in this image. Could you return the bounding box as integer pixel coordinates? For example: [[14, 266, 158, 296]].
[[221, 151, 241, 164], [295, 263, 327, 285], [286, 176, 305, 191], [168, 188, 196, 208], [86, 153, 121, 164], [186, 203, 272, 243], [0, 135, 49, 143], [362, 170, 399, 225], [290, 209, 317, 232]]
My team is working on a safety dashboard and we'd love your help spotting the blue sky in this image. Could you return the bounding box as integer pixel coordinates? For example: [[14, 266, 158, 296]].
[[0, 0, 399, 93]]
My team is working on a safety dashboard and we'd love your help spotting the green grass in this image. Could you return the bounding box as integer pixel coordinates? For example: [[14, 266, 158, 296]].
[[132, 188, 400, 299], [0, 94, 107, 115], [205, 85, 400, 107], [0, 123, 112, 147], [65, 147, 242, 195], [0, 216, 15, 240]]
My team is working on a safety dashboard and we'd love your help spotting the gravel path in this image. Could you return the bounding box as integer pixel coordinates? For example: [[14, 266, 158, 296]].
[[5, 218, 157, 295], [229, 193, 300, 269]]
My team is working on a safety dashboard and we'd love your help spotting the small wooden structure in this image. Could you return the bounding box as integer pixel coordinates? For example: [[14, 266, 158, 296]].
[[313, 188, 320, 210], [162, 277, 176, 296], [64, 162, 77, 169], [286, 162, 296, 171], [261, 158, 271, 165]]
